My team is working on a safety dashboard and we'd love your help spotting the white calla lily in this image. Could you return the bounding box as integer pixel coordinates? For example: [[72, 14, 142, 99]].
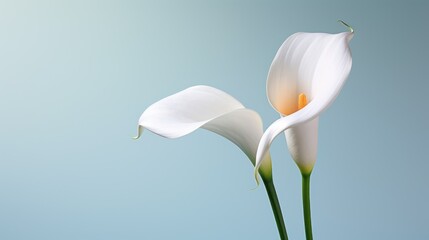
[[255, 29, 354, 175], [136, 85, 273, 176], [135, 85, 288, 239]]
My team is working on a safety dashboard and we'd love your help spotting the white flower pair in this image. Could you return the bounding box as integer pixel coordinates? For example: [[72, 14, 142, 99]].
[[136, 26, 353, 179], [135, 22, 354, 239]]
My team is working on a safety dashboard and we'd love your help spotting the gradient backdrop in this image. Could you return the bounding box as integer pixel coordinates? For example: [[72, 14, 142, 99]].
[[1, 0, 428, 239]]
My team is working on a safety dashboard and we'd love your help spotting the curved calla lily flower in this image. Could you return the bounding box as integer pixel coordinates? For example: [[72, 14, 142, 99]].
[[255, 28, 354, 176], [135, 85, 288, 239], [135, 85, 272, 176]]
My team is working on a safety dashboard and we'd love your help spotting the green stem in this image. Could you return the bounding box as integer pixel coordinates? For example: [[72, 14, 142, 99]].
[[302, 173, 313, 240], [262, 178, 288, 240]]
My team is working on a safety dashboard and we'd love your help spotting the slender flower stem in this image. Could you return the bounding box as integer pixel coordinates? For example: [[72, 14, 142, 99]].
[[262, 178, 288, 240], [302, 173, 313, 240]]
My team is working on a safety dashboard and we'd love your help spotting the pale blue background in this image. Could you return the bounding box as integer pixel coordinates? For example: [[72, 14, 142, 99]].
[[1, 0, 428, 239]]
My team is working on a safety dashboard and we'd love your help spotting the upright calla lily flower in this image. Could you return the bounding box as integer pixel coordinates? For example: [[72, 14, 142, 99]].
[[255, 26, 354, 175], [135, 85, 288, 239], [255, 22, 354, 240]]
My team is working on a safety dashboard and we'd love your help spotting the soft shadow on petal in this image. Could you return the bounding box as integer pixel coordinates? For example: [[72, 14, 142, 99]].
[[203, 109, 264, 165]]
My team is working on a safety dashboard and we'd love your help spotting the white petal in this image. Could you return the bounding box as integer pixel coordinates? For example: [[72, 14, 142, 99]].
[[139, 85, 264, 164], [256, 32, 353, 173], [139, 85, 244, 138]]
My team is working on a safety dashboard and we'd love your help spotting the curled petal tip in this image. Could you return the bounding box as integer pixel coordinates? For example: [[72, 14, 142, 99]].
[[250, 184, 259, 191], [253, 169, 261, 187], [133, 126, 143, 140], [338, 20, 354, 33]]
